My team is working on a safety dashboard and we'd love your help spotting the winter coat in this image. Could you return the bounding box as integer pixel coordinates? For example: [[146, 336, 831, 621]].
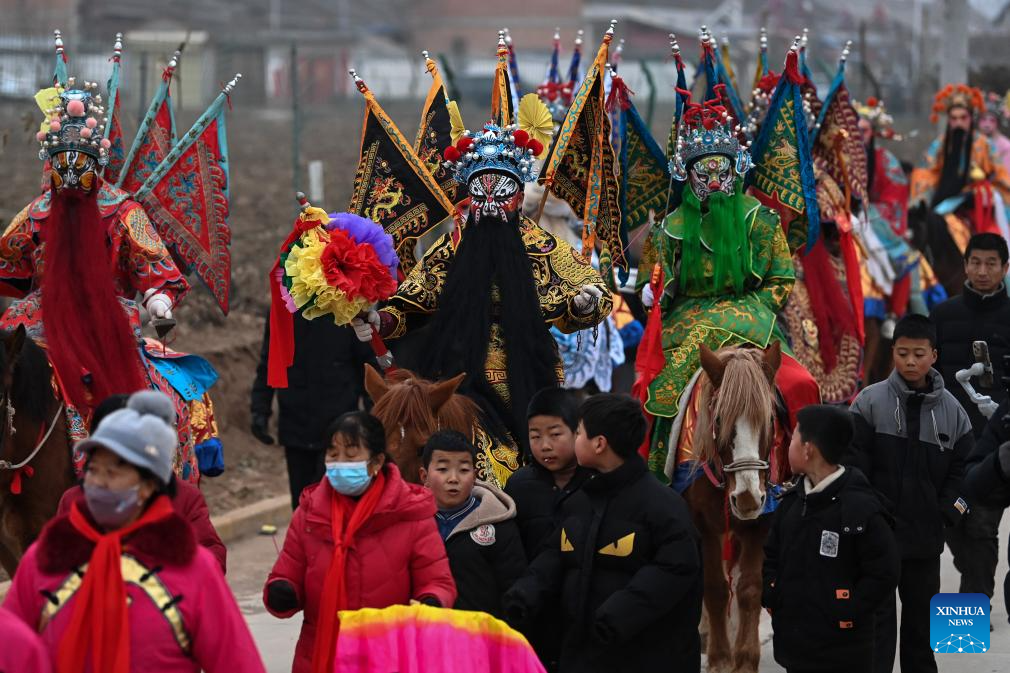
[[0, 607, 52, 673], [504, 463, 594, 560], [846, 368, 973, 558], [930, 284, 1010, 435], [762, 467, 900, 671], [963, 398, 1010, 507], [2, 502, 264, 673], [504, 455, 702, 673], [251, 315, 375, 450], [264, 463, 457, 673], [56, 480, 226, 574], [443, 482, 527, 617], [503, 464, 592, 671]]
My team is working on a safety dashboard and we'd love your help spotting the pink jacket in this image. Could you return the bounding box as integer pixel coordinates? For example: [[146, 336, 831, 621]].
[[2, 506, 264, 673], [0, 607, 52, 672], [265, 464, 456, 673]]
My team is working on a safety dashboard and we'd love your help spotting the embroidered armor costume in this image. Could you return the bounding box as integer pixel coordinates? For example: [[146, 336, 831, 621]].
[[379, 218, 612, 410], [646, 195, 793, 420]]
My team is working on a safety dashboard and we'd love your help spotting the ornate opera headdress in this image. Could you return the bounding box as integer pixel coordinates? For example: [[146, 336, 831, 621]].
[[670, 85, 752, 181], [35, 30, 112, 165], [854, 96, 902, 140], [930, 83, 985, 124], [442, 33, 553, 185], [983, 91, 1009, 124]]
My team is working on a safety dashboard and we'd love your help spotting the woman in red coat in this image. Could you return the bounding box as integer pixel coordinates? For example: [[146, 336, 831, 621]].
[[264, 411, 456, 673]]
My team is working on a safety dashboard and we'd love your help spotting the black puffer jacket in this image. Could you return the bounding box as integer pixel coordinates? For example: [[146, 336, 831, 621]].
[[762, 467, 900, 671], [931, 285, 1010, 435], [251, 316, 376, 449], [504, 463, 594, 560], [504, 456, 702, 673], [963, 398, 1010, 508]]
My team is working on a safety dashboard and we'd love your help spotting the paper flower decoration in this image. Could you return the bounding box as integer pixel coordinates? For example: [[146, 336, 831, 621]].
[[518, 93, 553, 159], [448, 99, 466, 146], [281, 212, 399, 325]]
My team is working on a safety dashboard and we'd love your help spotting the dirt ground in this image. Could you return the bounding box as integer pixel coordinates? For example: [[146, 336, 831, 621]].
[[0, 98, 437, 516]]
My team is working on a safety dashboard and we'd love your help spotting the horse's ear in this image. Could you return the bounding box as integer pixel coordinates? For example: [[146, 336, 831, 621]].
[[428, 372, 466, 412], [699, 343, 725, 388], [363, 364, 389, 403], [3, 325, 27, 368], [763, 340, 782, 381]]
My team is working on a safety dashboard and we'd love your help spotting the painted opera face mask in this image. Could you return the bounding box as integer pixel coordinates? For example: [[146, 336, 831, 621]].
[[468, 171, 522, 225], [688, 154, 735, 201], [50, 150, 98, 193]]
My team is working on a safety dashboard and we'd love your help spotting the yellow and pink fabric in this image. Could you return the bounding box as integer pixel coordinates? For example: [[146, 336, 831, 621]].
[[333, 605, 545, 673]]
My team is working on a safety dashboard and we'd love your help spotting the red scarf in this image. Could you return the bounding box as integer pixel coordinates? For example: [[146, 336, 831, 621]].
[[310, 469, 387, 673], [56, 495, 174, 673]]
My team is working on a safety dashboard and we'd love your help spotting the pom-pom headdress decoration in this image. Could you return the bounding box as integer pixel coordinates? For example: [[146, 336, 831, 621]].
[[442, 35, 553, 185], [930, 84, 985, 124], [670, 85, 752, 181], [854, 96, 902, 141]]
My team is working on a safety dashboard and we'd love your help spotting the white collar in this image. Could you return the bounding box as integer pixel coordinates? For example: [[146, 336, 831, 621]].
[[804, 465, 846, 495]]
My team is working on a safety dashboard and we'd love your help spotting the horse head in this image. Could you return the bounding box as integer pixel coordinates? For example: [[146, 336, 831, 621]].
[[364, 365, 478, 483], [696, 341, 781, 521]]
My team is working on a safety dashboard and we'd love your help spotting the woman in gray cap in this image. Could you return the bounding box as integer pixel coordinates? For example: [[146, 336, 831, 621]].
[[3, 390, 267, 673]]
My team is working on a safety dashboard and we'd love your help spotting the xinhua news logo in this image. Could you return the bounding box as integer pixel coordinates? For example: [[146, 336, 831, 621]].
[[930, 593, 989, 654]]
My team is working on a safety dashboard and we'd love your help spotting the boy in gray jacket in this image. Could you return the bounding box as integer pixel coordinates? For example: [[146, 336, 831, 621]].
[[846, 314, 973, 673]]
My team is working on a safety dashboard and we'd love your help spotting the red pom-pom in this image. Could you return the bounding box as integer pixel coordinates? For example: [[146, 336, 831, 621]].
[[443, 146, 461, 162], [528, 139, 544, 156], [456, 137, 474, 152], [320, 229, 398, 303], [513, 129, 530, 147], [866, 96, 879, 107]]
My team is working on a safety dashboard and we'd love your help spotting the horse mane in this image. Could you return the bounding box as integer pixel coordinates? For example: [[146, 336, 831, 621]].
[[0, 329, 54, 423], [693, 347, 774, 464], [371, 368, 480, 438]]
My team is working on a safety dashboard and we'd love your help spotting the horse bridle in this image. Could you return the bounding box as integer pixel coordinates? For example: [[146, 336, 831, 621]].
[[0, 391, 64, 472], [701, 396, 773, 490]]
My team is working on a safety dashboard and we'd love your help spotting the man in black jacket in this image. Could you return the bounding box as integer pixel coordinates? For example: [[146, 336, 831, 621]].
[[504, 394, 702, 673], [764, 405, 899, 673], [251, 315, 375, 509], [930, 233, 1010, 604]]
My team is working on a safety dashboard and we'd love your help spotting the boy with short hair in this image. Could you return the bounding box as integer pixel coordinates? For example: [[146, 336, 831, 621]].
[[504, 394, 702, 673], [506, 387, 594, 558], [420, 429, 526, 617], [763, 405, 899, 673], [846, 314, 973, 673]]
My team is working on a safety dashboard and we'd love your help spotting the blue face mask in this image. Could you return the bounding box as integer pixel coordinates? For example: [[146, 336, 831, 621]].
[[325, 461, 373, 496], [83, 483, 142, 529]]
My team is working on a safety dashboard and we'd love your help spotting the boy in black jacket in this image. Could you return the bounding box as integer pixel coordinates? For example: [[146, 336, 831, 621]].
[[763, 405, 899, 673], [504, 388, 594, 671], [846, 314, 973, 673], [506, 388, 595, 559], [420, 430, 526, 617], [504, 394, 702, 673]]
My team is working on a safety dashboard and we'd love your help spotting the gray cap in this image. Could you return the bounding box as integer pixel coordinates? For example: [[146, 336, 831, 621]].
[[75, 390, 177, 485]]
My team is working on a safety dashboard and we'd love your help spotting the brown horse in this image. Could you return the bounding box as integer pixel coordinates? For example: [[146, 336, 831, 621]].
[[0, 326, 73, 576], [364, 365, 481, 484], [679, 342, 783, 673]]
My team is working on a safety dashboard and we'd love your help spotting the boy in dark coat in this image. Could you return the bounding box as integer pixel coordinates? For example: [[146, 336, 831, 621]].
[[504, 394, 702, 673], [763, 405, 900, 673], [506, 388, 594, 559], [846, 314, 973, 673], [504, 388, 594, 670], [420, 430, 526, 617]]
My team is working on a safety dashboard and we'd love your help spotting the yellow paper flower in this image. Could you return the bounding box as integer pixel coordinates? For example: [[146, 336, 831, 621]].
[[284, 228, 371, 325], [448, 100, 466, 146], [518, 93, 553, 158]]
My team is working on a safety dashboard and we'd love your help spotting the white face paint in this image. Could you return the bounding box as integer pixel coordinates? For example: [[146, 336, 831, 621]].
[[728, 417, 766, 520]]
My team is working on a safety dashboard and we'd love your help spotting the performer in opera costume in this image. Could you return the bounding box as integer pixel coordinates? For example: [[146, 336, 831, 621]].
[[911, 84, 1010, 256], [641, 88, 798, 468], [353, 93, 612, 453], [0, 34, 235, 481]]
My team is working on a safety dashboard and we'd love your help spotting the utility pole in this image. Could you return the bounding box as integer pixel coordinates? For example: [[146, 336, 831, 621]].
[[940, 0, 968, 86]]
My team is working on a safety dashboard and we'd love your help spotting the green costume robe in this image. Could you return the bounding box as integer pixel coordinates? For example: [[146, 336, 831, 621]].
[[646, 193, 794, 431]]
